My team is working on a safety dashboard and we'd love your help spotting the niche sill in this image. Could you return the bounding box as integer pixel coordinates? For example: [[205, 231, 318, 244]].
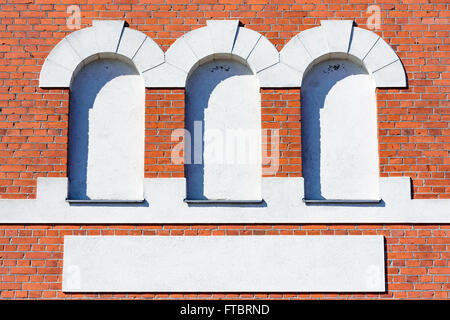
[[184, 199, 264, 205], [302, 198, 382, 204], [66, 199, 146, 204]]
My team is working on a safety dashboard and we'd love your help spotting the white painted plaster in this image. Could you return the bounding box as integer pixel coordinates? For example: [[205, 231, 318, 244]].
[[321, 20, 353, 53], [279, 35, 311, 75], [373, 60, 407, 88], [257, 62, 302, 87], [348, 27, 380, 62], [183, 27, 215, 63], [0, 177, 449, 223], [131, 37, 165, 72], [68, 58, 145, 200], [301, 58, 379, 200], [142, 62, 187, 88], [165, 37, 199, 74], [44, 38, 82, 73], [92, 20, 125, 53], [363, 37, 400, 73], [62, 235, 385, 292], [65, 27, 100, 62], [297, 26, 329, 61], [231, 27, 261, 61], [206, 20, 239, 55], [116, 26, 147, 60], [186, 59, 261, 200], [39, 60, 73, 88], [246, 36, 280, 73]]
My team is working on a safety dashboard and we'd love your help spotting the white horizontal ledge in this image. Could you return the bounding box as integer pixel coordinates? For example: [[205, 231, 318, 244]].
[[184, 199, 264, 205], [66, 199, 146, 204], [0, 177, 449, 224], [303, 199, 382, 204], [62, 235, 385, 292]]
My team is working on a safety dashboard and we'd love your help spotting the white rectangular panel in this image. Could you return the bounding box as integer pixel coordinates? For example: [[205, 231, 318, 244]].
[[63, 235, 385, 292]]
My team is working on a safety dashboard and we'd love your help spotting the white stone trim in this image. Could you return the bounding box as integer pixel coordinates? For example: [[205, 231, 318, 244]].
[[372, 60, 407, 88], [280, 20, 407, 88], [62, 235, 385, 292], [183, 26, 215, 63], [322, 20, 354, 53], [232, 26, 261, 60], [0, 177, 449, 223], [142, 62, 186, 88], [257, 62, 302, 87], [164, 36, 199, 75], [246, 35, 279, 73], [206, 20, 240, 54], [39, 20, 164, 87]]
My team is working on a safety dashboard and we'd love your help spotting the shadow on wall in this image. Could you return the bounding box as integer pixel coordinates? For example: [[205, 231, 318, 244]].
[[68, 58, 142, 200], [185, 59, 258, 200], [301, 58, 376, 200]]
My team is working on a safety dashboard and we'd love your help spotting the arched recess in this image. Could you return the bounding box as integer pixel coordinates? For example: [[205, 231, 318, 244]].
[[147, 20, 284, 201], [301, 57, 379, 200], [280, 20, 407, 201], [40, 20, 165, 201]]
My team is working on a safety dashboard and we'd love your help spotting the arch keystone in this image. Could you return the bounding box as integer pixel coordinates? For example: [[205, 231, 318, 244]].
[[92, 20, 125, 53], [206, 20, 239, 55], [321, 20, 353, 53]]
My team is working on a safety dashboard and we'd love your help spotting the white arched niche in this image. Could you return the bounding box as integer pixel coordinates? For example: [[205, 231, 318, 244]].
[[143, 20, 299, 202], [185, 59, 261, 201], [149, 20, 283, 203], [280, 20, 407, 202], [301, 56, 379, 201], [68, 56, 145, 201], [40, 21, 165, 202]]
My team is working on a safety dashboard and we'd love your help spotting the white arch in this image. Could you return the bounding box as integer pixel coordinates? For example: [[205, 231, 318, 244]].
[[39, 20, 164, 88], [40, 19, 407, 89], [144, 20, 300, 88], [280, 20, 407, 88]]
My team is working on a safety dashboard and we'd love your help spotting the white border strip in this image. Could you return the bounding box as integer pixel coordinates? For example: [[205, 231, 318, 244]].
[[0, 177, 449, 223]]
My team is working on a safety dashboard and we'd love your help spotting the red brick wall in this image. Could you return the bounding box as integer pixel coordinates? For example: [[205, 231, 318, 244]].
[[0, 224, 449, 299], [0, 0, 448, 300]]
